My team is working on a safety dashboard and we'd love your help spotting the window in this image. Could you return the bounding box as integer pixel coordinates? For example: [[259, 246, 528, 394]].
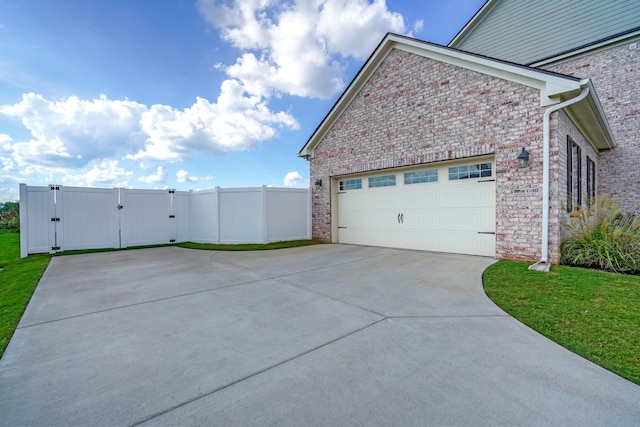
[[404, 169, 438, 184], [339, 178, 362, 190], [576, 145, 582, 206], [368, 175, 396, 188], [448, 162, 492, 181], [566, 137, 573, 212], [586, 156, 596, 207]]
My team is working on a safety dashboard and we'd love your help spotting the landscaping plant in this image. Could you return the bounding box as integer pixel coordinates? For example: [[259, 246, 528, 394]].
[[561, 196, 640, 274]]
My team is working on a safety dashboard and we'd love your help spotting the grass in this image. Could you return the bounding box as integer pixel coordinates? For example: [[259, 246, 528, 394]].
[[0, 232, 50, 357], [0, 232, 20, 267], [483, 260, 640, 385], [177, 239, 320, 251]]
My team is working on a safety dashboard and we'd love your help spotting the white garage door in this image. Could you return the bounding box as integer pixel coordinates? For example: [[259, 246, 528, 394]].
[[336, 159, 495, 257]]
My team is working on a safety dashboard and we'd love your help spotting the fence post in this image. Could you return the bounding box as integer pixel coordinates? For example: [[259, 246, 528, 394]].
[[262, 185, 270, 243], [307, 186, 312, 240], [19, 184, 28, 258], [215, 187, 221, 244]]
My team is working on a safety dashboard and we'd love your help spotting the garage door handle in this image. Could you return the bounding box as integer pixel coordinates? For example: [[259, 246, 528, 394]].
[[478, 232, 495, 234], [397, 213, 404, 224]]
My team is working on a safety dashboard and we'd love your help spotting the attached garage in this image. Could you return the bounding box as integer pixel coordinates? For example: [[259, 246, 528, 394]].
[[299, 33, 616, 264], [333, 158, 495, 256]]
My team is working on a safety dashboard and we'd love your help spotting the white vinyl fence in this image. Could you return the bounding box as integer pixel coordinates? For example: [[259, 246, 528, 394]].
[[19, 184, 311, 258]]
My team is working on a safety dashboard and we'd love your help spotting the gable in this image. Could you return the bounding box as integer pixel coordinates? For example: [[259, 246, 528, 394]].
[[449, 0, 640, 65], [299, 34, 614, 160]]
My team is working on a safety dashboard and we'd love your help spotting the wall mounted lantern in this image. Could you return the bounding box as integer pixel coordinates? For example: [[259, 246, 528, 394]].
[[517, 147, 530, 169], [314, 179, 323, 190]]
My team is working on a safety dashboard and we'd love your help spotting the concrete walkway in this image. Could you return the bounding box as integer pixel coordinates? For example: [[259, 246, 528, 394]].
[[1, 245, 639, 426]]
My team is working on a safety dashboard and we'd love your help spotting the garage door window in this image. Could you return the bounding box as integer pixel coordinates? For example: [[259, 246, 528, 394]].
[[448, 163, 492, 181], [340, 178, 362, 190], [368, 175, 396, 188], [404, 169, 438, 184]]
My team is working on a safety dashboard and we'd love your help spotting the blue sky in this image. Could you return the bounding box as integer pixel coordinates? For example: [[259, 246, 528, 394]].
[[0, 0, 485, 201]]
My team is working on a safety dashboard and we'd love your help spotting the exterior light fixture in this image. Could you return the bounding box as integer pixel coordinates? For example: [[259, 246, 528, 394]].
[[517, 147, 530, 169], [314, 179, 323, 190]]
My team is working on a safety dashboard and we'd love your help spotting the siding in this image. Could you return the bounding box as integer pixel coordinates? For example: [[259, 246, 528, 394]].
[[453, 0, 640, 64]]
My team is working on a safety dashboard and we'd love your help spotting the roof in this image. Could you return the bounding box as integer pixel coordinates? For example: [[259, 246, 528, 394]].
[[298, 33, 615, 160], [448, 0, 640, 65]]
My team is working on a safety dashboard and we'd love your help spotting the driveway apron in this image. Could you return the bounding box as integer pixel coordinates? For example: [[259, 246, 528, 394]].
[[1, 245, 639, 426]]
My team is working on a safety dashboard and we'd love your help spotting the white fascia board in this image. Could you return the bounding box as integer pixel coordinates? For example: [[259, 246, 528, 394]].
[[561, 80, 615, 151]]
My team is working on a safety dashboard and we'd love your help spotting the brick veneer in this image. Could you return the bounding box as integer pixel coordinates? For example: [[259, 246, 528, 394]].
[[309, 48, 575, 262], [546, 39, 640, 212]]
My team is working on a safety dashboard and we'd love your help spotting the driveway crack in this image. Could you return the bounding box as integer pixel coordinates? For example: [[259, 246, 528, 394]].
[[129, 317, 387, 427]]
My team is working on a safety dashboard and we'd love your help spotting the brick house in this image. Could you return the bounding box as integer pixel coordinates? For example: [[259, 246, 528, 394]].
[[298, 0, 639, 267]]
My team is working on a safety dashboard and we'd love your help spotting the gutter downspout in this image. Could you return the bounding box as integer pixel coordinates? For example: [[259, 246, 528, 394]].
[[531, 83, 590, 271]]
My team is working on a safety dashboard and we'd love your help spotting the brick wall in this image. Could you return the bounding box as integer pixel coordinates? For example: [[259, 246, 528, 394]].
[[546, 39, 640, 212], [551, 110, 600, 263], [310, 48, 563, 261]]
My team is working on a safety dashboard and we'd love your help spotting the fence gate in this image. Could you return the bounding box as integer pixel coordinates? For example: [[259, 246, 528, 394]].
[[56, 186, 120, 251], [118, 188, 175, 247]]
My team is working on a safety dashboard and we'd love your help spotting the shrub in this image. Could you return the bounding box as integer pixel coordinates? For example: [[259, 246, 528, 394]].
[[0, 202, 19, 232], [561, 197, 640, 274]]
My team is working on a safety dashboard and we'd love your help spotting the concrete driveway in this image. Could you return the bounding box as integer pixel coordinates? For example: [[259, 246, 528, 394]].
[[1, 245, 639, 426]]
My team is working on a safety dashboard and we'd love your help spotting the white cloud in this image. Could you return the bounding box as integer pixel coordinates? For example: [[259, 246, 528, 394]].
[[62, 160, 133, 188], [176, 169, 198, 183], [197, 0, 409, 99], [139, 166, 168, 184], [1, 90, 298, 168], [1, 93, 146, 168], [128, 82, 298, 164], [283, 170, 304, 187]]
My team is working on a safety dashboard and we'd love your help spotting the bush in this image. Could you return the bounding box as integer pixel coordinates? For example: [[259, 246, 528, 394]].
[[0, 202, 19, 232], [561, 197, 640, 274]]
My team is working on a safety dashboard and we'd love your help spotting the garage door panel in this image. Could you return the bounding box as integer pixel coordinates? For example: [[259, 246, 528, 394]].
[[336, 160, 496, 257]]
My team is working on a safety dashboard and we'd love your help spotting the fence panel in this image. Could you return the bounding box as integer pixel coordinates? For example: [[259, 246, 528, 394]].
[[120, 189, 172, 247], [219, 188, 263, 243], [19, 184, 55, 257], [56, 186, 119, 251], [188, 189, 219, 243], [266, 187, 311, 242], [20, 184, 311, 256]]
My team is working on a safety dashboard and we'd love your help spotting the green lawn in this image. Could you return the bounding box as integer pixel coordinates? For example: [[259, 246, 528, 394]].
[[177, 239, 319, 251], [0, 232, 50, 357], [483, 260, 640, 385]]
